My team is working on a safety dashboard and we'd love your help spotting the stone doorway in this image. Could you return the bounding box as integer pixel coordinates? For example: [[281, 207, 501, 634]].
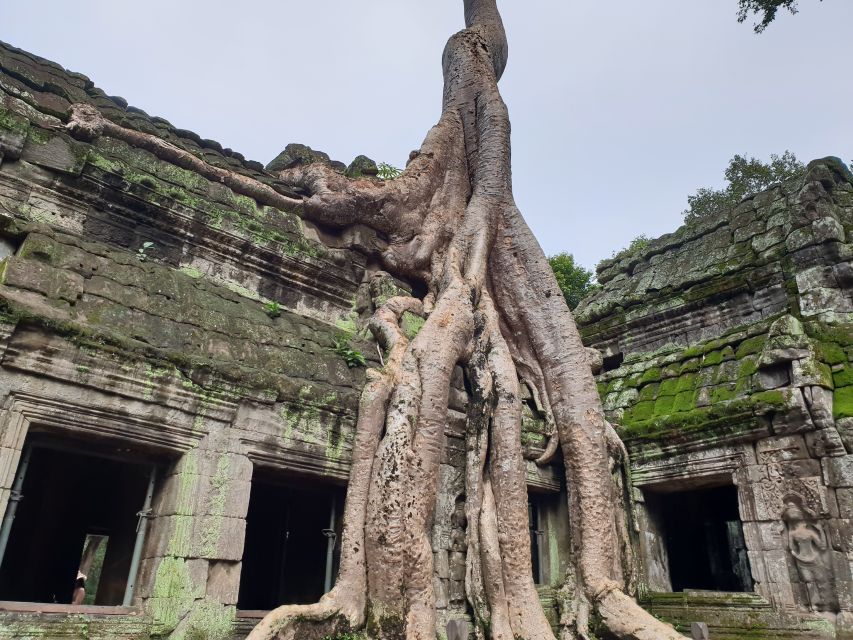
[[0, 442, 156, 606], [237, 475, 344, 611], [647, 484, 753, 593]]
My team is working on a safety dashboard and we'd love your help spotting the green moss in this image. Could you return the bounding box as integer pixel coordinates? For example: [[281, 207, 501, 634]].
[[735, 335, 766, 358], [621, 389, 790, 440], [672, 390, 696, 413], [640, 367, 662, 384], [638, 383, 660, 402], [738, 358, 758, 378], [149, 557, 201, 634], [815, 341, 847, 365], [181, 599, 235, 640], [626, 400, 655, 421], [836, 386, 853, 419], [179, 265, 204, 279], [702, 349, 724, 366], [804, 320, 853, 348], [835, 367, 853, 388], [624, 373, 643, 388], [679, 357, 700, 373], [674, 372, 697, 393], [653, 394, 675, 415], [199, 454, 231, 557], [710, 384, 738, 403], [681, 344, 704, 359], [657, 377, 680, 397], [401, 311, 425, 340], [0, 107, 30, 136]]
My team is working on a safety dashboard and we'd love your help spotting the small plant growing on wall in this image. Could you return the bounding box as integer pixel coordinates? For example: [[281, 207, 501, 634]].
[[136, 241, 155, 261], [265, 301, 282, 318], [377, 162, 403, 180], [332, 334, 366, 368]]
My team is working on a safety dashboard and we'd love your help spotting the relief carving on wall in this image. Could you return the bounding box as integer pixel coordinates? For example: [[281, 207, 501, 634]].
[[754, 462, 829, 521], [782, 494, 837, 613]]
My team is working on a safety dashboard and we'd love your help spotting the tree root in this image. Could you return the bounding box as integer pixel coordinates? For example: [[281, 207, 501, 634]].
[[64, 2, 684, 638]]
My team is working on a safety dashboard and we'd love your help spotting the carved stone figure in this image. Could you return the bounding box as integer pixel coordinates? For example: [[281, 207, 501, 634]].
[[782, 495, 836, 612]]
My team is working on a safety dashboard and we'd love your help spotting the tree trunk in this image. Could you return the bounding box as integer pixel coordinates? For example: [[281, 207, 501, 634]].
[[67, 2, 685, 639]]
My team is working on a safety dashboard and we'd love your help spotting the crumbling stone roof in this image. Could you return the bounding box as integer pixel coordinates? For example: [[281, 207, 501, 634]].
[[0, 39, 377, 415], [0, 39, 297, 183], [576, 157, 852, 357], [576, 158, 852, 458]]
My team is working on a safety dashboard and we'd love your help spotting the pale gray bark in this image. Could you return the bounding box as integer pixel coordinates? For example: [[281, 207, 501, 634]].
[[67, 2, 683, 638]]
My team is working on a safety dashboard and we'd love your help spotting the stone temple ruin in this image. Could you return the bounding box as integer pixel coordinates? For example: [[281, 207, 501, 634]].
[[0, 40, 850, 639]]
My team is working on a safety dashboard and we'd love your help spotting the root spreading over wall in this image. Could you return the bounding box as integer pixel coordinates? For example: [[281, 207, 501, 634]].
[[67, 2, 684, 638]]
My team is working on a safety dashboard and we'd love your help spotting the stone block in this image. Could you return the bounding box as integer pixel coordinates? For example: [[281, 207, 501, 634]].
[[757, 521, 786, 550], [767, 579, 797, 609], [434, 577, 448, 609], [838, 488, 853, 518], [192, 515, 245, 561], [824, 456, 853, 488], [756, 435, 809, 464], [813, 217, 846, 244], [137, 556, 208, 601], [805, 387, 838, 431], [449, 579, 465, 602], [806, 428, 847, 459], [0, 446, 22, 488], [830, 519, 853, 552], [2, 257, 84, 303], [836, 611, 853, 639], [142, 515, 190, 560], [21, 134, 86, 175], [435, 549, 450, 580], [836, 579, 853, 614], [763, 549, 794, 585], [758, 364, 792, 390], [691, 622, 709, 640], [747, 550, 768, 584], [206, 560, 241, 605], [449, 551, 466, 581]]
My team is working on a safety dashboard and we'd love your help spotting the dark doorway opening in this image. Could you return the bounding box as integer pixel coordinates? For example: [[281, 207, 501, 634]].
[[0, 444, 153, 605], [238, 475, 344, 611], [651, 484, 753, 593]]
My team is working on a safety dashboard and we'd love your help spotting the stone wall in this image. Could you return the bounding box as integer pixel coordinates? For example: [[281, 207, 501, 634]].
[[0, 38, 377, 640], [577, 157, 853, 638], [0, 40, 569, 640]]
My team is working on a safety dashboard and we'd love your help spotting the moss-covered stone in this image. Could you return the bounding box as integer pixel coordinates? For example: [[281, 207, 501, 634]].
[[836, 386, 853, 419]]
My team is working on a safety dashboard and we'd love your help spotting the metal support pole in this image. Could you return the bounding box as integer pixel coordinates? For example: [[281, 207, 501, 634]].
[[123, 465, 157, 606], [0, 445, 32, 572], [322, 498, 337, 594]]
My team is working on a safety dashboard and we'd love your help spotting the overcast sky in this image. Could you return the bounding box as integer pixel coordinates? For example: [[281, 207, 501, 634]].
[[5, 1, 852, 270]]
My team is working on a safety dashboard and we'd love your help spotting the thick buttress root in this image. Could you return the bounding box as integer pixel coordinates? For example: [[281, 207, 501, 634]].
[[65, 1, 683, 638], [243, 0, 683, 636]]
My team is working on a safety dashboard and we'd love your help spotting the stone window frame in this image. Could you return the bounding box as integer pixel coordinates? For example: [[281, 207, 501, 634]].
[[0, 391, 202, 612], [631, 443, 770, 599]]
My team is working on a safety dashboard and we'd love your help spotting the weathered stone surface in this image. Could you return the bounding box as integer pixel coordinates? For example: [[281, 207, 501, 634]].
[[579, 158, 853, 636]]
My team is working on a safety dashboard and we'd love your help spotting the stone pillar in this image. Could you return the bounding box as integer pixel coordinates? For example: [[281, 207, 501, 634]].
[[140, 429, 251, 638]]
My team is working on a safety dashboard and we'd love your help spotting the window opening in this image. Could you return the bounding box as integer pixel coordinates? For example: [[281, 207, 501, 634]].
[[602, 352, 624, 372], [528, 498, 543, 584], [74, 534, 108, 605], [238, 476, 344, 610], [648, 484, 753, 592], [0, 441, 157, 606]]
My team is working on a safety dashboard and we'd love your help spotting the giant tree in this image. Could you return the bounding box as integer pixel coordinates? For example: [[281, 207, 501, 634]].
[[243, 2, 681, 639], [68, 1, 682, 638]]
